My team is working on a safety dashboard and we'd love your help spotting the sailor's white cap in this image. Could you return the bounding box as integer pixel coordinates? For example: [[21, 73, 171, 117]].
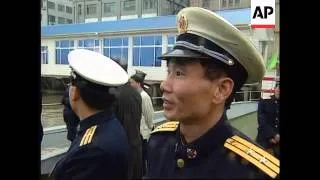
[[68, 49, 128, 87]]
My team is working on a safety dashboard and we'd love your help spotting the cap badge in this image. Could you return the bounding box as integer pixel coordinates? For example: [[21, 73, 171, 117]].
[[178, 15, 188, 34], [186, 148, 197, 159]]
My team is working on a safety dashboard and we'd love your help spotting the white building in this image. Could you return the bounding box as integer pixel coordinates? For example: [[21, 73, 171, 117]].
[[41, 8, 277, 100], [41, 0, 75, 26]]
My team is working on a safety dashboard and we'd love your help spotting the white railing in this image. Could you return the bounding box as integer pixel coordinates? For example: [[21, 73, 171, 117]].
[[233, 90, 262, 103], [42, 103, 61, 106], [150, 90, 263, 103], [41, 90, 263, 107], [41, 89, 263, 127]]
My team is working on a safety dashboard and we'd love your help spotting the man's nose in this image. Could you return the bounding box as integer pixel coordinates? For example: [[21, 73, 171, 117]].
[[160, 79, 172, 93]]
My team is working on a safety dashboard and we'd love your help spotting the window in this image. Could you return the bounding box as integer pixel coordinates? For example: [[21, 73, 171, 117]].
[[48, 15, 55, 25], [48, 1, 55, 9], [103, 37, 129, 68], [55, 40, 74, 64], [78, 4, 82, 15], [259, 41, 267, 60], [41, 0, 45, 9], [235, 0, 240, 7], [66, 19, 73, 24], [77, 39, 100, 52], [58, 17, 65, 24], [41, 46, 48, 64], [104, 2, 116, 14], [86, 4, 97, 16], [167, 35, 176, 53], [229, 0, 234, 7], [66, 6, 73, 14], [202, 0, 210, 8], [222, 0, 227, 8], [142, 0, 157, 11], [133, 35, 162, 67], [221, 0, 241, 9], [58, 4, 65, 12], [123, 0, 136, 11]]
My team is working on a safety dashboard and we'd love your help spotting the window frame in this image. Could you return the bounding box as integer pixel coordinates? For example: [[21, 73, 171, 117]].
[[133, 35, 162, 67], [55, 40, 75, 65]]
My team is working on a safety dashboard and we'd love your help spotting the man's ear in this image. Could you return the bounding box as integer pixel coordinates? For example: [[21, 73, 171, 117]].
[[69, 86, 80, 102], [211, 77, 234, 104]]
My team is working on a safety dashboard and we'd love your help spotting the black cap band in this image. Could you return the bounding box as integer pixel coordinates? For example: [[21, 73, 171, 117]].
[[175, 33, 237, 66]]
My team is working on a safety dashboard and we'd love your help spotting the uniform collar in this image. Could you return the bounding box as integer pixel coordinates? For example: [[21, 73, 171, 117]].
[[271, 95, 280, 101], [175, 115, 233, 161], [78, 109, 115, 133]]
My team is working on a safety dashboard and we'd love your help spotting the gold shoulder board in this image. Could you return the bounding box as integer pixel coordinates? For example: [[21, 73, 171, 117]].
[[80, 125, 97, 146], [224, 135, 280, 178], [151, 121, 179, 134]]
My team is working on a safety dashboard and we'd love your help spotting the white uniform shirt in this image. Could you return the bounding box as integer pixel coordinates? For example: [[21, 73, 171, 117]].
[[140, 90, 154, 139]]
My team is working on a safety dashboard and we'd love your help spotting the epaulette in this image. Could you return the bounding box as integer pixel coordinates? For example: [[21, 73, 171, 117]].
[[224, 135, 280, 178], [151, 121, 179, 134], [80, 125, 97, 146]]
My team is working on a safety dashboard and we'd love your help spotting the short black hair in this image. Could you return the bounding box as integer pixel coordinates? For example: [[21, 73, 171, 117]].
[[70, 72, 117, 110], [130, 74, 143, 83], [200, 58, 247, 108], [130, 74, 145, 88]]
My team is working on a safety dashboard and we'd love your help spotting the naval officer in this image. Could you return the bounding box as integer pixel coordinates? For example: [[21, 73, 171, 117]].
[[256, 83, 280, 159], [147, 7, 280, 179], [51, 49, 130, 180]]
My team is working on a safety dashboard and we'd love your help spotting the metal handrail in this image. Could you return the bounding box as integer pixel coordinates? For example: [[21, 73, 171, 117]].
[[42, 103, 62, 106], [234, 90, 262, 102], [42, 90, 265, 106]]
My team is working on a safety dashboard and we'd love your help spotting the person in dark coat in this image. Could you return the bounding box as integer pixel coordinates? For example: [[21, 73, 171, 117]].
[[146, 7, 279, 179], [51, 49, 130, 180], [40, 119, 43, 144], [256, 84, 280, 158], [61, 86, 80, 142], [129, 70, 155, 176], [115, 82, 143, 179]]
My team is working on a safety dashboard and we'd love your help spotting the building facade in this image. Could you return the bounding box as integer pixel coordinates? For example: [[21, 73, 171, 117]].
[[72, 0, 253, 23], [41, 0, 75, 26], [73, 0, 189, 23], [189, 0, 250, 10], [41, 0, 280, 77], [41, 8, 253, 80]]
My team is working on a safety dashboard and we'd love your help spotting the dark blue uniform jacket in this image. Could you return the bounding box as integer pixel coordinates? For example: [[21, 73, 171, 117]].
[[52, 110, 130, 180], [147, 116, 280, 179], [256, 96, 280, 148]]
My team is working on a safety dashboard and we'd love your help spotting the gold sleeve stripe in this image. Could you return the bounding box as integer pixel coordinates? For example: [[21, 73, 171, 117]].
[[80, 127, 92, 146], [226, 139, 279, 174], [151, 127, 178, 133], [84, 125, 97, 145], [231, 136, 280, 166], [151, 121, 179, 134], [157, 121, 179, 128], [83, 127, 94, 145], [157, 125, 178, 129], [224, 142, 278, 179]]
